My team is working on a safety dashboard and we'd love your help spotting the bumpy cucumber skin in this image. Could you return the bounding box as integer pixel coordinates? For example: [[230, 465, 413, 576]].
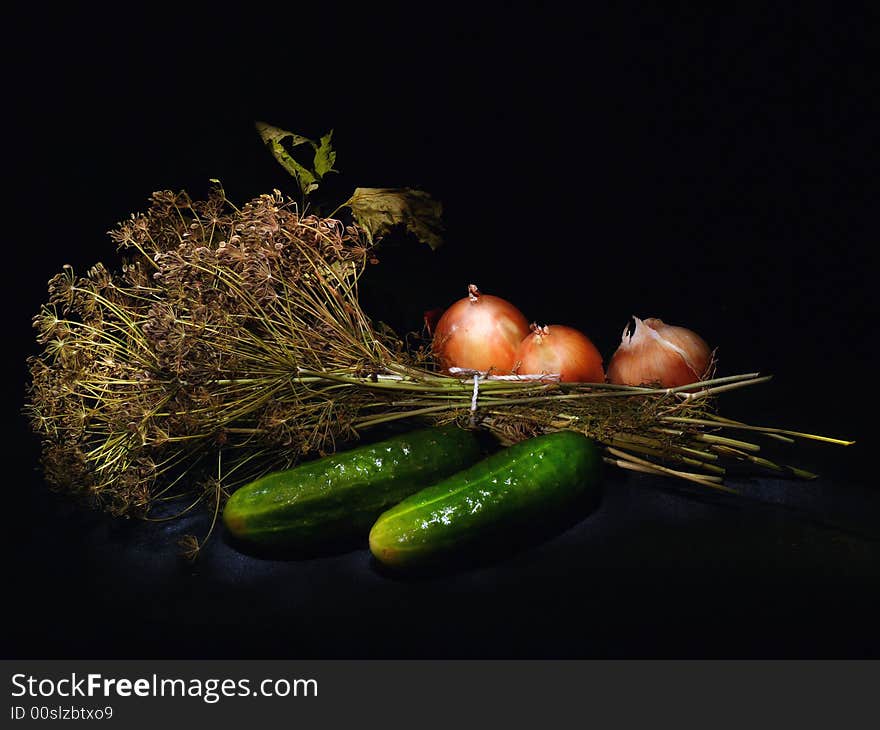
[[223, 425, 482, 547], [369, 431, 601, 567]]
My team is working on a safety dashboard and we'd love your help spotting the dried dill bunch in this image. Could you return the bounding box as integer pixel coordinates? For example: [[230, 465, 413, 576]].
[[26, 187, 398, 518], [25, 186, 850, 536]]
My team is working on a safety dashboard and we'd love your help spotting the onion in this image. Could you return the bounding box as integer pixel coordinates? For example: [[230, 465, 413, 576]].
[[514, 324, 605, 383], [432, 284, 530, 373], [606, 316, 712, 387]]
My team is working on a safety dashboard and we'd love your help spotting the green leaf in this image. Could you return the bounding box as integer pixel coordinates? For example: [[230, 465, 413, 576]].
[[256, 124, 440, 247], [255, 121, 322, 196], [255, 120, 312, 149], [346, 187, 444, 250], [313, 130, 337, 179]]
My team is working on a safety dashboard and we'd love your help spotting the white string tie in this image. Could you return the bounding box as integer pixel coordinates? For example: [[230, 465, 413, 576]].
[[447, 367, 562, 425]]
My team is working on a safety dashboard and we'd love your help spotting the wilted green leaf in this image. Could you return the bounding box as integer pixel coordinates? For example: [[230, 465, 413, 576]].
[[346, 187, 444, 250], [255, 121, 312, 148], [313, 131, 337, 179], [256, 121, 337, 196]]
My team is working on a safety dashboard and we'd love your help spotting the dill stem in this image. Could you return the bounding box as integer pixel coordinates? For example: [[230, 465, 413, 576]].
[[608, 437, 726, 475], [353, 404, 457, 428], [662, 416, 855, 445], [604, 447, 736, 492]]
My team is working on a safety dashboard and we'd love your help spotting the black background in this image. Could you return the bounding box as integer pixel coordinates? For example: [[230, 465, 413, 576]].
[[7, 5, 878, 658]]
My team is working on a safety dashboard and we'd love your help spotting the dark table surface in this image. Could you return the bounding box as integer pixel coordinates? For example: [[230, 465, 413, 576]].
[[7, 4, 879, 660], [9, 414, 878, 660]]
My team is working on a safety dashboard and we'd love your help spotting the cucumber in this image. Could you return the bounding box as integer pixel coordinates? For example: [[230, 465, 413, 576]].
[[369, 431, 601, 567], [223, 425, 483, 548]]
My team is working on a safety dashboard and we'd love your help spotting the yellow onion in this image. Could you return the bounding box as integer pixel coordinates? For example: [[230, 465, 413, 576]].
[[432, 284, 530, 373], [515, 324, 605, 383], [607, 317, 712, 387]]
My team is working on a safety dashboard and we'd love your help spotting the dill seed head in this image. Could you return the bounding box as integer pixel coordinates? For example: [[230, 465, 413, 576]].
[[26, 186, 394, 518]]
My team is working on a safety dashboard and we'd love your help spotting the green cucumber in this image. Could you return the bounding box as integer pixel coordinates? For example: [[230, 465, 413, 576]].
[[223, 425, 483, 548], [369, 431, 601, 567]]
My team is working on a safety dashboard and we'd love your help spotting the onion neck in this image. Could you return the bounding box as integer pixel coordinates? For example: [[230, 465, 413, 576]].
[[529, 322, 549, 342], [625, 316, 701, 377]]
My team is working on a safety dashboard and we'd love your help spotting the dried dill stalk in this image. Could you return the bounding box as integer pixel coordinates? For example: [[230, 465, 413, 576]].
[[25, 187, 851, 533]]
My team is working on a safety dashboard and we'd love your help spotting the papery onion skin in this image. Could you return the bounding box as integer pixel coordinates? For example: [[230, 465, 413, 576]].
[[514, 324, 605, 383], [606, 317, 711, 387], [432, 285, 530, 373]]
